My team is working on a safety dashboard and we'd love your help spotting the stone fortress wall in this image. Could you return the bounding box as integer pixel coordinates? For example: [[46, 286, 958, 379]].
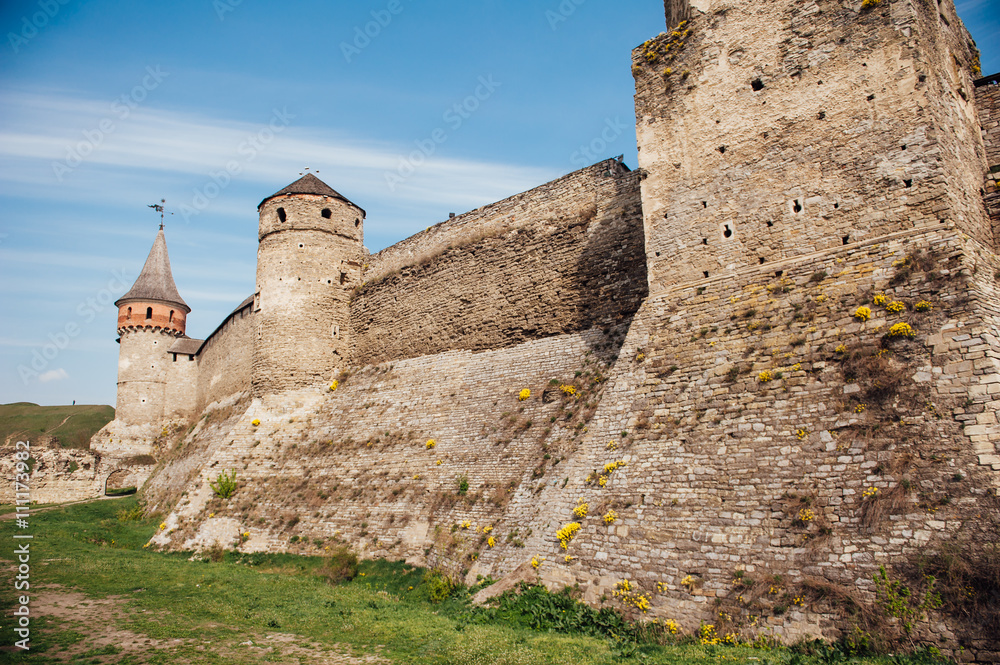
[[193, 298, 255, 412], [143, 158, 648, 418], [44, 0, 1000, 657], [351, 160, 648, 366]]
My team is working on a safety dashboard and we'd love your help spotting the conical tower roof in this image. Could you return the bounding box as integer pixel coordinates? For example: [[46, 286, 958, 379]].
[[257, 173, 362, 211], [115, 228, 190, 312]]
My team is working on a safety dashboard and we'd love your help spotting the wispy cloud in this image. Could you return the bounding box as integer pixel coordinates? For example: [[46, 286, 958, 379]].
[[0, 88, 558, 214]]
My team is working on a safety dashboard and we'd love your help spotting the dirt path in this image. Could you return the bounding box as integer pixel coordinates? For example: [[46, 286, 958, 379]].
[[0, 586, 387, 664], [44, 414, 74, 435]]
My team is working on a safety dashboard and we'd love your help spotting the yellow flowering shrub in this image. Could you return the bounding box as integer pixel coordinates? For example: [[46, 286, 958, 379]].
[[885, 300, 906, 313], [888, 322, 915, 338], [862, 486, 880, 500], [873, 293, 887, 306], [699, 624, 721, 645], [797, 508, 815, 522], [854, 306, 872, 322], [915, 300, 932, 312], [426, 439, 436, 449], [681, 574, 696, 590], [664, 618, 680, 634], [604, 461, 625, 474], [518, 388, 531, 401], [461, 520, 471, 530], [573, 501, 589, 518], [556, 522, 581, 549], [559, 384, 577, 396], [329, 380, 339, 391], [603, 509, 618, 524], [531, 556, 542, 569], [482, 525, 493, 534], [758, 370, 773, 383], [606, 440, 618, 451], [251, 419, 260, 427], [598, 476, 608, 487], [613, 579, 651, 613], [835, 344, 847, 354], [487, 536, 495, 548], [855, 403, 867, 413]]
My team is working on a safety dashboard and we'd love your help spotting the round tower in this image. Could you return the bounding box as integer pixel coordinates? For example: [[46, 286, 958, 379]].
[[251, 174, 365, 397], [113, 227, 190, 426]]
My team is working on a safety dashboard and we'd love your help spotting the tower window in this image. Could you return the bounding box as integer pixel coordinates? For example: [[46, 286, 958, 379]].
[[277, 207, 286, 222], [146, 307, 153, 320], [321, 208, 332, 219], [169, 310, 174, 323], [355, 218, 361, 227], [127, 307, 132, 320], [340, 272, 348, 284]]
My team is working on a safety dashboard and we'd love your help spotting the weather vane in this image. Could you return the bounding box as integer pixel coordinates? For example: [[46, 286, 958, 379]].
[[148, 199, 173, 229], [298, 167, 320, 176]]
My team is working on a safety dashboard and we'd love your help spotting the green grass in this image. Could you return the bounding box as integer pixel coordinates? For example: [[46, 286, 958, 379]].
[[0, 500, 952, 664], [0, 402, 114, 449]]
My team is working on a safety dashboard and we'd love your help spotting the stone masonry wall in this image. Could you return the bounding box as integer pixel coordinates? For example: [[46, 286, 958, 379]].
[[0, 446, 104, 504], [164, 347, 198, 420], [144, 324, 630, 557], [362, 160, 633, 284], [633, 0, 990, 294], [976, 79, 1000, 243], [513, 225, 1000, 654], [351, 162, 646, 366], [194, 303, 254, 412], [141, 223, 1000, 657]]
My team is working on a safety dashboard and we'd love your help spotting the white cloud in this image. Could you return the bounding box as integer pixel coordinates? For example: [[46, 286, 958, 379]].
[[0, 88, 558, 215], [39, 368, 69, 383]]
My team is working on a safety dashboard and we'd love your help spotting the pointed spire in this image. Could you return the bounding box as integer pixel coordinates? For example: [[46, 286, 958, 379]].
[[257, 173, 361, 211], [115, 228, 190, 312]]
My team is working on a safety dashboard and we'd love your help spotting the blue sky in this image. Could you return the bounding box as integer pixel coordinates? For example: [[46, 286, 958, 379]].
[[0, 0, 997, 408]]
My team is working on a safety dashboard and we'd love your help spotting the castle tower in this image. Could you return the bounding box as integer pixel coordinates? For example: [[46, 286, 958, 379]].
[[113, 227, 190, 425], [251, 174, 365, 397], [635, 0, 990, 293]]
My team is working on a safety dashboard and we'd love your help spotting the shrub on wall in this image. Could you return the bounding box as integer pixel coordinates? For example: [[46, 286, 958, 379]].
[[210, 470, 238, 499]]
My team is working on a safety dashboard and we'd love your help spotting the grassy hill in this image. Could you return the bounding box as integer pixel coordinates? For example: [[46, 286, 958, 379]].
[[0, 402, 114, 449]]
